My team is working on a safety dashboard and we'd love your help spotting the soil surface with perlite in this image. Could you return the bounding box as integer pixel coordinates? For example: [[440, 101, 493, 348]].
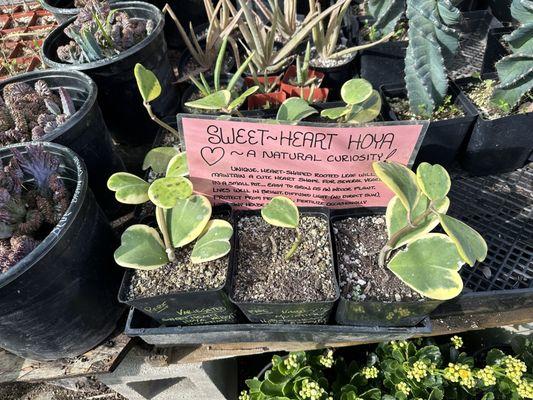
[[232, 215, 336, 303], [334, 215, 422, 302]]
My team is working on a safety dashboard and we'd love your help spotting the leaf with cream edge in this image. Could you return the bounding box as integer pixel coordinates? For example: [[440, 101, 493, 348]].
[[142, 147, 180, 174], [107, 172, 150, 204], [167, 195, 212, 248], [386, 195, 450, 249], [438, 214, 488, 266], [166, 152, 189, 177], [416, 162, 451, 200], [185, 90, 231, 110], [261, 196, 299, 228], [388, 233, 464, 300], [373, 161, 420, 221], [228, 86, 260, 111], [134, 63, 161, 103], [148, 177, 193, 209], [114, 225, 168, 270], [341, 78, 373, 104], [276, 97, 318, 123], [191, 219, 233, 264]]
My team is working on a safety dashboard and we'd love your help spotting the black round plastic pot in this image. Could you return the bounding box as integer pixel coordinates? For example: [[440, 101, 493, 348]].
[[481, 27, 512, 75], [40, 0, 119, 24], [41, 2, 179, 145], [380, 82, 478, 168], [0, 142, 124, 361], [456, 75, 533, 175], [456, 0, 489, 10], [0, 70, 125, 218]]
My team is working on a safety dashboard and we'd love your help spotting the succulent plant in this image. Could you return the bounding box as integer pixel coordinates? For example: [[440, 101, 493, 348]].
[[491, 0, 533, 110], [291, 42, 321, 88], [373, 161, 487, 300], [276, 97, 317, 122], [261, 196, 301, 260], [0, 145, 70, 273], [108, 148, 232, 269], [57, 0, 154, 64], [254, 0, 299, 43], [0, 80, 75, 146], [365, 0, 405, 38], [320, 78, 381, 123]]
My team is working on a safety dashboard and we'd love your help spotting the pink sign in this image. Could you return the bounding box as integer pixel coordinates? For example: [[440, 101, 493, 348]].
[[179, 116, 427, 209]]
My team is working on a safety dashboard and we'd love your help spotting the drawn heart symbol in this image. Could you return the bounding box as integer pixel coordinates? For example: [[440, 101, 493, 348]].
[[201, 146, 225, 166]]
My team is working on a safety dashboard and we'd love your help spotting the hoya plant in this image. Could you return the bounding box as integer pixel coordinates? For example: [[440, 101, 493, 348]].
[[320, 79, 381, 123], [276, 97, 318, 123], [373, 161, 488, 300], [261, 196, 301, 260], [107, 149, 233, 268]]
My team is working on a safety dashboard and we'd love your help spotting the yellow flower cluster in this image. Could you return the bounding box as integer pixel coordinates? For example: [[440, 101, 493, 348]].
[[451, 335, 463, 349], [391, 340, 409, 351], [299, 379, 326, 400], [407, 360, 429, 382], [502, 356, 527, 385], [319, 350, 334, 368], [362, 366, 379, 379], [284, 354, 299, 371], [396, 382, 411, 395], [517, 379, 533, 399], [238, 390, 250, 400], [443, 363, 476, 388], [476, 366, 496, 387]]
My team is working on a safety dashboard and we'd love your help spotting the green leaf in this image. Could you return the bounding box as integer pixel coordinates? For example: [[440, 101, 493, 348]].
[[481, 393, 495, 400], [148, 177, 193, 209], [246, 377, 262, 392], [114, 225, 167, 270], [107, 172, 150, 204], [345, 90, 382, 123], [388, 233, 464, 300], [166, 152, 189, 177], [134, 63, 161, 103], [386, 195, 450, 248], [341, 78, 373, 105], [486, 349, 506, 365], [167, 195, 212, 247], [191, 219, 233, 264], [276, 97, 318, 122], [438, 214, 488, 266], [185, 90, 231, 110], [416, 162, 451, 200], [142, 147, 180, 174], [261, 196, 299, 228], [228, 86, 259, 111], [428, 388, 444, 400], [373, 161, 420, 221], [320, 106, 349, 120]]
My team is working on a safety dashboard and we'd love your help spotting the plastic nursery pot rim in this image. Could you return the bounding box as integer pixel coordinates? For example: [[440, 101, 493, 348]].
[[41, 0, 119, 18], [0, 142, 86, 289], [0, 69, 97, 143], [41, 1, 164, 70]]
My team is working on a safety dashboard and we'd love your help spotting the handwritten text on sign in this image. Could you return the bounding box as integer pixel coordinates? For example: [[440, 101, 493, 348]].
[[180, 116, 426, 209]]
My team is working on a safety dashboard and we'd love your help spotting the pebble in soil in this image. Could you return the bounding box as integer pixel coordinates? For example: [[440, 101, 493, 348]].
[[333, 215, 422, 302], [127, 244, 228, 300], [387, 94, 465, 121], [232, 215, 336, 303], [309, 45, 356, 69]]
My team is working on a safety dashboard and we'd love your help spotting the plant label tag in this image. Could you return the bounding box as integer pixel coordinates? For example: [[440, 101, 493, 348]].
[[178, 115, 428, 209]]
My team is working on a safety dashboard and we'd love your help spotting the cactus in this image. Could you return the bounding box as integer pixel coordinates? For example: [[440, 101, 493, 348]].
[[365, 0, 405, 38], [0, 145, 70, 273], [403, 0, 460, 117], [0, 80, 75, 146], [491, 0, 533, 109], [57, 0, 155, 64], [373, 161, 487, 300], [108, 148, 233, 269]]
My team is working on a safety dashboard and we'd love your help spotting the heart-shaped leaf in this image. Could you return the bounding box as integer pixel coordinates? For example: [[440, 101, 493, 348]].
[[166, 152, 189, 177], [261, 196, 299, 228], [167, 195, 212, 247], [373, 161, 420, 221], [416, 162, 451, 201], [114, 225, 167, 270], [142, 147, 180, 174], [134, 63, 161, 103], [148, 177, 193, 209], [438, 214, 488, 266], [345, 90, 382, 123], [185, 90, 231, 110], [107, 172, 150, 204], [191, 219, 233, 264], [276, 97, 318, 122], [388, 233, 464, 300], [320, 106, 349, 121], [228, 86, 259, 111], [341, 78, 373, 105], [386, 195, 450, 248]]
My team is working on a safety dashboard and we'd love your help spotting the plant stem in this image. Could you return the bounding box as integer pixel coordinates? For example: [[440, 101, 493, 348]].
[[144, 103, 181, 147], [156, 206, 176, 262], [285, 227, 302, 260]]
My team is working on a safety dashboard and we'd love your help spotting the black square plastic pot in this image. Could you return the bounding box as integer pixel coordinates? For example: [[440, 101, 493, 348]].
[[331, 208, 443, 327], [118, 206, 237, 327], [380, 82, 478, 167], [456, 0, 489, 11], [41, 2, 179, 145], [230, 208, 340, 324], [456, 75, 533, 175], [481, 27, 513, 75]]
